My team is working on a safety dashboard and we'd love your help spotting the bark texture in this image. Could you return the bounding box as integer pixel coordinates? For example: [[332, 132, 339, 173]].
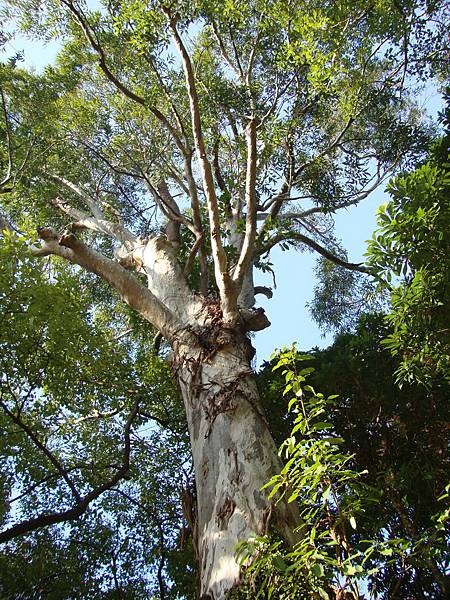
[[173, 325, 299, 599]]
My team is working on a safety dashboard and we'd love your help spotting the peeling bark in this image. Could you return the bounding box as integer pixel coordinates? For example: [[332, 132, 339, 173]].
[[173, 327, 299, 599]]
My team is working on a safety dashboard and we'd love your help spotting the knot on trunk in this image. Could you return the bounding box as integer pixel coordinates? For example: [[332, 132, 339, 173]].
[[239, 307, 270, 332], [216, 496, 236, 530]]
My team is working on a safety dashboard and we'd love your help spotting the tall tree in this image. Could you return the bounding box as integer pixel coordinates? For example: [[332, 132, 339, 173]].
[[1, 1, 447, 597]]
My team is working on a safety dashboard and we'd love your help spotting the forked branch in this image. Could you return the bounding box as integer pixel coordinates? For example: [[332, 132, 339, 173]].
[[164, 9, 237, 321]]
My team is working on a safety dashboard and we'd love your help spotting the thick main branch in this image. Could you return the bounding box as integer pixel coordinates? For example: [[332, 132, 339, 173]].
[[165, 11, 237, 322], [35, 229, 181, 340]]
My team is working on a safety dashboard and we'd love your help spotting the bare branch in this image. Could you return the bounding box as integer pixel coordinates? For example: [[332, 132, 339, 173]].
[[233, 118, 258, 291], [165, 10, 237, 321], [49, 195, 137, 247], [256, 182, 291, 246], [258, 231, 370, 274], [183, 234, 203, 277], [48, 173, 104, 220], [211, 20, 243, 82], [142, 52, 188, 141], [229, 28, 246, 83], [0, 87, 13, 189], [182, 155, 209, 294], [34, 228, 182, 340], [254, 285, 273, 299], [141, 173, 197, 238]]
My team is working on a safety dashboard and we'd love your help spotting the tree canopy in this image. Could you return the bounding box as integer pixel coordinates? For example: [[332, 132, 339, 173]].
[[0, 0, 449, 598]]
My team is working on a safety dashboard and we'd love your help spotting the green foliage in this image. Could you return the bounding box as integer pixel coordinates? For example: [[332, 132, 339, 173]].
[[244, 342, 449, 598], [366, 107, 450, 385], [0, 232, 192, 597]]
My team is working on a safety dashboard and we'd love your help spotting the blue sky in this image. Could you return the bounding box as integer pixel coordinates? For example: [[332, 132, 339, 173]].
[[2, 18, 444, 364]]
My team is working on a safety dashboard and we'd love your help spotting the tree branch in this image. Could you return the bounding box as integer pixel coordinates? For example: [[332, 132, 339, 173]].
[[59, 0, 185, 151], [49, 195, 137, 247], [182, 155, 209, 294], [0, 400, 139, 544], [293, 116, 355, 183], [34, 228, 182, 340], [48, 173, 104, 220], [0, 87, 13, 189], [258, 231, 370, 274], [233, 118, 258, 291], [0, 397, 81, 502], [211, 20, 244, 82], [164, 10, 237, 321]]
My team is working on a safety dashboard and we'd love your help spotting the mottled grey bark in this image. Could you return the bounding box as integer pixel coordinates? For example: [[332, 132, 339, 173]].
[[173, 326, 299, 599]]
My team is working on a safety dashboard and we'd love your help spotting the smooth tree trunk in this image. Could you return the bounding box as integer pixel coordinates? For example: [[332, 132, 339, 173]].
[[173, 324, 299, 599]]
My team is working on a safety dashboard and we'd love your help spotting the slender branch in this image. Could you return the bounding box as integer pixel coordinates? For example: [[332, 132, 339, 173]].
[[258, 231, 370, 274], [9, 464, 80, 505], [297, 168, 394, 218], [256, 182, 290, 245], [293, 116, 354, 183], [229, 28, 245, 82], [211, 20, 243, 82], [111, 552, 124, 600], [142, 52, 188, 140], [233, 118, 258, 290], [213, 139, 228, 196], [137, 410, 183, 436], [48, 173, 104, 220], [49, 196, 137, 247], [183, 155, 209, 294], [142, 173, 197, 237], [59, 0, 185, 150], [0, 398, 81, 502], [0, 87, 13, 188]]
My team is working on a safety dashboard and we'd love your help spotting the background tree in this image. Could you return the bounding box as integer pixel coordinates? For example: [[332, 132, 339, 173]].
[[366, 95, 450, 386], [253, 117, 450, 597], [256, 319, 449, 598], [1, 1, 448, 597]]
